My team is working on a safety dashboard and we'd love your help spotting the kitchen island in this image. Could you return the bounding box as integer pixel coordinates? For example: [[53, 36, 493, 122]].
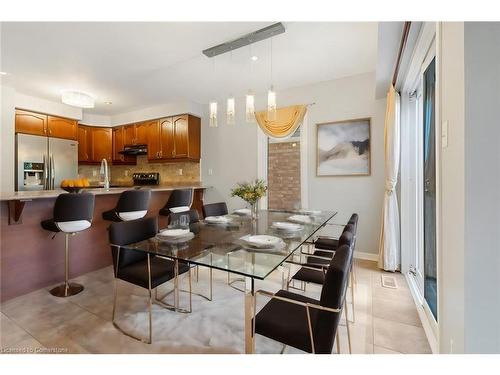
[[0, 184, 207, 301]]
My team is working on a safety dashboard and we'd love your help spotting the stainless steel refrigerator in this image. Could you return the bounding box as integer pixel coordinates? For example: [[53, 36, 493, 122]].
[[16, 133, 78, 191]]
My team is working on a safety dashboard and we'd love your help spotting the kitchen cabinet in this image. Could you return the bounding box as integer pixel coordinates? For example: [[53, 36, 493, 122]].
[[149, 114, 200, 161], [123, 122, 148, 146], [15, 109, 48, 136], [47, 116, 77, 140], [16, 109, 77, 140], [91, 127, 112, 162], [77, 125, 91, 162], [78, 125, 112, 164], [112, 126, 136, 165]]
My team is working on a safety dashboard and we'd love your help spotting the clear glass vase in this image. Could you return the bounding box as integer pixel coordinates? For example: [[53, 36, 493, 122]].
[[250, 201, 259, 221]]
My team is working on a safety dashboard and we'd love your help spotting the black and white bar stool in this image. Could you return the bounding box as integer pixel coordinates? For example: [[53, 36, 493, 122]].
[[102, 189, 151, 222], [159, 189, 193, 217], [41, 193, 95, 297]]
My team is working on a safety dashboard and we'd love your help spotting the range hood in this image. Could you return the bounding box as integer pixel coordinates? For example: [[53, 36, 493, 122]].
[[119, 144, 148, 155]]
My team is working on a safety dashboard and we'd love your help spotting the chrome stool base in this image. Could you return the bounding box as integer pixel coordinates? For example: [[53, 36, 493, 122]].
[[49, 282, 84, 297]]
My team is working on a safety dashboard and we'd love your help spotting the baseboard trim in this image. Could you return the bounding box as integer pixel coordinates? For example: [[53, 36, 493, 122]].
[[353, 251, 378, 262]]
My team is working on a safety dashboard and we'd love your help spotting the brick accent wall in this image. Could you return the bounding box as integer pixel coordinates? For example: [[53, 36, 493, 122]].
[[268, 141, 301, 210]]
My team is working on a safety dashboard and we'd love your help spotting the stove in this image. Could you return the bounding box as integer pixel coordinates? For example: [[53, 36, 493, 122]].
[[132, 172, 160, 186]]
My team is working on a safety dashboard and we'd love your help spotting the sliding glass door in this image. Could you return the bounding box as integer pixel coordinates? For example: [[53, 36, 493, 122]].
[[422, 57, 437, 320]]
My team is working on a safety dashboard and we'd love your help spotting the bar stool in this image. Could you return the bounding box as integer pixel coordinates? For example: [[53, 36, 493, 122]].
[[102, 189, 151, 222], [40, 193, 95, 297], [159, 189, 193, 217]]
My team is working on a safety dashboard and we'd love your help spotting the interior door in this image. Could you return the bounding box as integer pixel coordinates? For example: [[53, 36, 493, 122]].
[[422, 57, 437, 320]]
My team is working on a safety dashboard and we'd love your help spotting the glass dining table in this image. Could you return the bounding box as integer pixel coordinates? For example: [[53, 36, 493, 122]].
[[119, 209, 337, 353]]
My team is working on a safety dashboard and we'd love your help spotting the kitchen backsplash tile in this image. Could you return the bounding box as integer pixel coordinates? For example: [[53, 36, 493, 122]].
[[78, 156, 200, 185]]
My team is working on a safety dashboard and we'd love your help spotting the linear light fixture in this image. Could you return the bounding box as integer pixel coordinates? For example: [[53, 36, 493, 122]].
[[202, 23, 285, 58]]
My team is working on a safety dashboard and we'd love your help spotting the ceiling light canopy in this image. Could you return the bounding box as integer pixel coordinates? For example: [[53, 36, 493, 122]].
[[251, 56, 258, 61], [61, 90, 95, 108], [202, 23, 285, 58]]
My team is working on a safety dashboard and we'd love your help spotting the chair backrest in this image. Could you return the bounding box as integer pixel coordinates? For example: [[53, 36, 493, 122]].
[[202, 202, 228, 218], [164, 189, 193, 210], [314, 244, 353, 353], [348, 213, 358, 230], [54, 193, 95, 232], [108, 216, 158, 271], [168, 208, 200, 225], [338, 230, 354, 249], [115, 189, 151, 221]]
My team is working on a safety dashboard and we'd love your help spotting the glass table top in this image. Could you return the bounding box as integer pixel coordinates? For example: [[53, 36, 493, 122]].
[[119, 209, 337, 280]]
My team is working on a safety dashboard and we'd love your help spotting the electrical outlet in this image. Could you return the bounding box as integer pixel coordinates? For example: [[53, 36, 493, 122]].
[[208, 168, 213, 176], [442, 120, 449, 148], [177, 168, 183, 176], [124, 170, 129, 177], [450, 339, 454, 353], [92, 170, 97, 177]]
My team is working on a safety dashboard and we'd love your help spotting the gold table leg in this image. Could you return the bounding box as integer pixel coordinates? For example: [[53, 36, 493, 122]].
[[244, 277, 255, 354]]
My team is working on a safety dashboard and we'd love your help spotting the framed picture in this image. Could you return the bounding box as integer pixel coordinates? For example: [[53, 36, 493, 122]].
[[316, 118, 371, 176]]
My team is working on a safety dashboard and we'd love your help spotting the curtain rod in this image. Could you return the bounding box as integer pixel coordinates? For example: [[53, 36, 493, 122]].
[[392, 22, 412, 87]]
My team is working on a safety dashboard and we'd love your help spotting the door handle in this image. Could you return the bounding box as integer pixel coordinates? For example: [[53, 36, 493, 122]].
[[43, 154, 48, 190], [50, 154, 55, 190]]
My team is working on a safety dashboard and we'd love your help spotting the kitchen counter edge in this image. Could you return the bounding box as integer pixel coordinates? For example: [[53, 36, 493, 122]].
[[0, 185, 209, 201]]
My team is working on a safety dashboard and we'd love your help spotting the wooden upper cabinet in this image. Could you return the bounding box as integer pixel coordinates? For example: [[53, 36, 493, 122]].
[[123, 124, 136, 145], [112, 126, 136, 165], [91, 127, 112, 162], [172, 115, 189, 158], [15, 109, 48, 136], [146, 120, 161, 160], [47, 116, 77, 140], [77, 126, 91, 162], [135, 121, 148, 145], [159, 117, 174, 159]]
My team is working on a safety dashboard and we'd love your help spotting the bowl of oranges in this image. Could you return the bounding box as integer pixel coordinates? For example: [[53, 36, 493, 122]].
[[60, 178, 91, 193]]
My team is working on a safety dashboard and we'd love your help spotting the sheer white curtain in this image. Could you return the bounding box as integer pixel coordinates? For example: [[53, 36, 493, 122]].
[[378, 85, 401, 271]]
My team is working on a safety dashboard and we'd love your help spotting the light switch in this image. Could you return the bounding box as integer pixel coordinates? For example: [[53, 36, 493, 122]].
[[208, 168, 213, 176], [442, 120, 448, 148]]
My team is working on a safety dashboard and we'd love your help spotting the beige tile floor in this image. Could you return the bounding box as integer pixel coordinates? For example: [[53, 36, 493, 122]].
[[0, 259, 432, 354]]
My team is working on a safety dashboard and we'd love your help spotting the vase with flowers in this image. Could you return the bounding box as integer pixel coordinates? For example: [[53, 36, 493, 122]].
[[231, 179, 267, 220]]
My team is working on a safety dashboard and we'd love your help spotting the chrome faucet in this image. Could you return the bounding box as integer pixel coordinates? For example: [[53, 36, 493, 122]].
[[100, 158, 110, 189]]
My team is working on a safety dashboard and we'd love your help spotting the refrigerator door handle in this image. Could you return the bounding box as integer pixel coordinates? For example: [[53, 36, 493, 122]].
[[43, 154, 48, 190], [50, 154, 55, 190]]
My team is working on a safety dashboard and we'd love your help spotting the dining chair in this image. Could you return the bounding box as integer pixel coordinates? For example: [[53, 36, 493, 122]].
[[109, 216, 192, 344], [314, 213, 358, 251], [254, 244, 353, 354], [202, 202, 228, 218], [159, 189, 193, 217]]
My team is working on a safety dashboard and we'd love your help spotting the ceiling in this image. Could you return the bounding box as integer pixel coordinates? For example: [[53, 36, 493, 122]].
[[1, 22, 378, 115]]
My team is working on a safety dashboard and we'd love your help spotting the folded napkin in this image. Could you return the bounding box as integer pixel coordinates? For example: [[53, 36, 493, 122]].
[[287, 214, 312, 224], [158, 228, 190, 237], [240, 234, 282, 249]]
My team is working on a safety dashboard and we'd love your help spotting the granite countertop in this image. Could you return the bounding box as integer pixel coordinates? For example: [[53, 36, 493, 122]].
[[0, 183, 208, 201]]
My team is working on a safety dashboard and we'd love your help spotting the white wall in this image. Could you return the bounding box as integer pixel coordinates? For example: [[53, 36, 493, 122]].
[[202, 72, 386, 255], [463, 22, 500, 353], [0, 85, 16, 194], [437, 22, 466, 354]]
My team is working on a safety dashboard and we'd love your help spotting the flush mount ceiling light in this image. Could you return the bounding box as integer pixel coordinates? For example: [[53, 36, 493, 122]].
[[61, 90, 95, 108]]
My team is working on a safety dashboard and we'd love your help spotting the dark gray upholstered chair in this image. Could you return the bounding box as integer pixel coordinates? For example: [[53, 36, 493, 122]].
[[102, 189, 151, 222], [109, 217, 191, 344], [254, 244, 353, 354], [314, 213, 358, 251], [159, 189, 193, 217], [41, 193, 95, 297], [202, 202, 228, 218]]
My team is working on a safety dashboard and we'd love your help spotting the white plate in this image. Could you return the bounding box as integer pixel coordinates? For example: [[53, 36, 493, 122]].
[[287, 214, 312, 224], [271, 222, 303, 231], [156, 232, 194, 244], [298, 209, 322, 215], [169, 206, 190, 213], [158, 228, 190, 238], [205, 216, 230, 224], [233, 208, 251, 216], [242, 235, 282, 249]]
